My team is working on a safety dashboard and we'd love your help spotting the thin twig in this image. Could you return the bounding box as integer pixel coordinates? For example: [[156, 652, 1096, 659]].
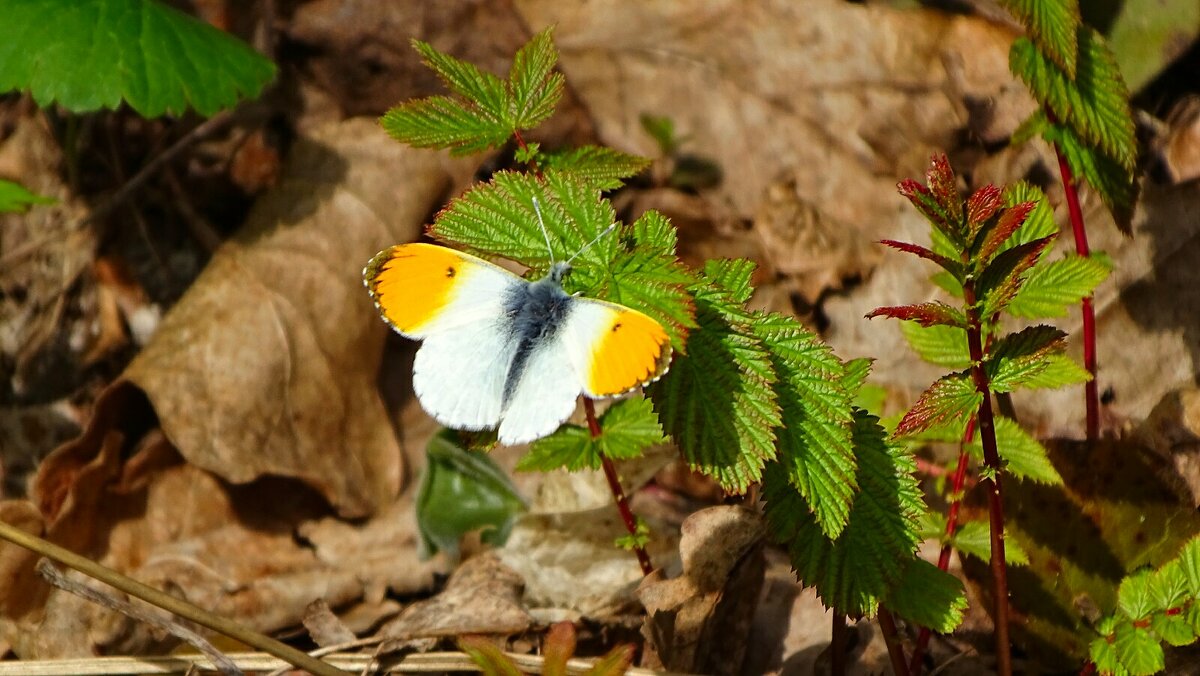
[[831, 611, 847, 676], [583, 398, 654, 576], [36, 560, 242, 676], [0, 520, 349, 676], [876, 607, 911, 676]]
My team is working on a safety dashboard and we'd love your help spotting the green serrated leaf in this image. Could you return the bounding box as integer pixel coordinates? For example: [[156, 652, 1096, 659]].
[[514, 396, 664, 473], [1119, 569, 1157, 620], [1177, 537, 1200, 598], [1151, 611, 1196, 648], [381, 95, 512, 156], [1113, 622, 1166, 675], [507, 26, 564, 130], [1008, 253, 1112, 318], [895, 373, 982, 439], [754, 312, 857, 539], [412, 38, 508, 117], [1010, 26, 1137, 173], [1021, 353, 1092, 389], [994, 181, 1058, 255], [986, 325, 1067, 393], [884, 558, 968, 633], [900, 322, 970, 369], [1012, 109, 1050, 146], [1002, 0, 1081, 78], [540, 145, 651, 191], [649, 282, 780, 493], [763, 410, 923, 616], [977, 235, 1057, 317], [1090, 626, 1123, 675], [1149, 559, 1189, 610], [703, 258, 757, 304], [950, 519, 1031, 565], [0, 179, 54, 213], [418, 430, 526, 559], [0, 0, 275, 117], [986, 415, 1063, 484], [1046, 121, 1139, 234]]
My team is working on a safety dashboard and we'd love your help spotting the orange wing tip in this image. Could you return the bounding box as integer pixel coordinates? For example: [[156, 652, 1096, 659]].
[[362, 243, 467, 334], [586, 310, 674, 397]]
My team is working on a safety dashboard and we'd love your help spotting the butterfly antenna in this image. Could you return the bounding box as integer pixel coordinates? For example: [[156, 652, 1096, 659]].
[[532, 197, 556, 265], [565, 223, 618, 266]]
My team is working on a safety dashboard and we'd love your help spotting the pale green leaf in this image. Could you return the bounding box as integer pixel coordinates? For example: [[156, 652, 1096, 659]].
[[1021, 353, 1092, 389], [0, 0, 275, 117], [380, 95, 511, 156], [986, 415, 1062, 484], [517, 396, 664, 472], [1113, 622, 1165, 675], [900, 321, 970, 369], [540, 145, 651, 191], [411, 38, 507, 117], [1008, 253, 1112, 318], [1118, 569, 1156, 620], [949, 519, 1031, 565]]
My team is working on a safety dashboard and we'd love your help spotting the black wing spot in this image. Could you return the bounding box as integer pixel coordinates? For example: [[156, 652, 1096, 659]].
[[446, 266, 456, 278], [612, 322, 623, 332]]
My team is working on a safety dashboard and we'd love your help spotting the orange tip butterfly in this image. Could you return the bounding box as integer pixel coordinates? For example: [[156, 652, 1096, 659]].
[[363, 200, 672, 445]]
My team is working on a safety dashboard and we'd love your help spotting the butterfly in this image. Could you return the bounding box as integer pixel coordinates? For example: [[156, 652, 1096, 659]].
[[363, 207, 672, 445]]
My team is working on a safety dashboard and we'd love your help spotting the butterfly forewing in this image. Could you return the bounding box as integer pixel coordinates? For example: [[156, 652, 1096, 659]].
[[560, 298, 672, 398]]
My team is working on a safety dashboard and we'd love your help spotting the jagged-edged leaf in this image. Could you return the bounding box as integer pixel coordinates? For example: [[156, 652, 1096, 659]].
[[1002, 0, 1080, 78], [879, 239, 964, 279], [516, 396, 664, 472], [507, 27, 564, 130], [1152, 611, 1196, 648], [947, 518, 1030, 565], [763, 410, 923, 616], [704, 258, 757, 304], [1010, 27, 1137, 173], [649, 281, 780, 493], [754, 312, 857, 539], [926, 153, 963, 223], [381, 95, 512, 155], [1012, 108, 1051, 146], [975, 201, 1036, 264], [968, 415, 1063, 484], [0, 179, 53, 213], [1090, 618, 1123, 675], [986, 325, 1067, 393], [995, 182, 1057, 255], [977, 235, 1056, 317], [898, 178, 963, 249], [1118, 569, 1156, 621], [411, 39, 508, 116], [867, 302, 967, 329], [1176, 537, 1200, 598], [895, 372, 981, 438], [1148, 559, 1189, 614], [1022, 353, 1092, 389], [900, 322, 970, 369], [1113, 623, 1165, 675], [1046, 121, 1139, 234], [885, 558, 967, 633], [418, 430, 526, 558], [540, 145, 651, 191], [842, 358, 873, 397], [0, 0, 275, 117], [1008, 252, 1112, 318], [965, 184, 1004, 233]]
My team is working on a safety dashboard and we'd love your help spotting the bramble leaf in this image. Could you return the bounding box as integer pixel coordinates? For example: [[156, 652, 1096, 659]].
[[995, 182, 1057, 254], [649, 279, 780, 493], [412, 38, 508, 115], [1010, 27, 1136, 173], [965, 184, 1004, 233], [1113, 622, 1165, 675], [975, 201, 1035, 264], [1119, 569, 1156, 621], [0, 179, 53, 213], [879, 239, 964, 279], [381, 95, 512, 155], [516, 397, 664, 472], [898, 177, 962, 249], [0, 0, 275, 117], [884, 559, 967, 633], [986, 325, 1067, 393], [895, 373, 981, 439], [754, 312, 858, 539], [866, 302, 967, 329], [946, 518, 1030, 565], [977, 235, 1056, 317], [926, 153, 962, 223], [507, 27, 564, 130], [1046, 121, 1138, 233], [1021, 353, 1092, 389], [704, 258, 757, 304], [970, 415, 1062, 484], [763, 410, 923, 617], [1008, 253, 1112, 318], [540, 145, 651, 191], [900, 322, 970, 369], [1001, 0, 1080, 78]]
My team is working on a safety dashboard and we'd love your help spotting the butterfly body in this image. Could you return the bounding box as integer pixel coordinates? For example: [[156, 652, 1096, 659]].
[[365, 244, 670, 444]]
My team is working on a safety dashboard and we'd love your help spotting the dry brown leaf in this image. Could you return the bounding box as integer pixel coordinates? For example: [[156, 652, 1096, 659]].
[[302, 599, 356, 648], [637, 506, 765, 675]]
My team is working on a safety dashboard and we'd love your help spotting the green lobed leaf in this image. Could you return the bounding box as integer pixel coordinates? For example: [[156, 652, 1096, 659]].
[[507, 26, 564, 130], [947, 518, 1031, 565], [380, 95, 512, 156], [867, 302, 966, 329], [1151, 611, 1196, 648], [884, 559, 967, 634], [0, 179, 53, 213], [986, 325, 1067, 393], [1002, 0, 1080, 78], [973, 415, 1063, 484], [900, 322, 970, 369], [0, 0, 275, 117], [1113, 622, 1166, 676], [1177, 537, 1200, 599], [1090, 623, 1124, 676], [754, 312, 858, 539], [1008, 252, 1113, 318], [649, 280, 780, 493], [894, 373, 982, 439], [1046, 121, 1139, 234], [540, 145, 651, 191], [762, 410, 923, 616], [1118, 569, 1157, 621], [417, 430, 526, 559], [411, 38, 508, 118], [977, 235, 1057, 317], [1010, 27, 1137, 173], [515, 396, 664, 472], [1021, 353, 1092, 389]]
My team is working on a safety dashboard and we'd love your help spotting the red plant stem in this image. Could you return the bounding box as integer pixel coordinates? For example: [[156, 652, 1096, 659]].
[[831, 612, 847, 676], [584, 398, 653, 576], [877, 607, 911, 676], [962, 282, 1012, 676], [1051, 134, 1099, 441], [908, 418, 976, 676]]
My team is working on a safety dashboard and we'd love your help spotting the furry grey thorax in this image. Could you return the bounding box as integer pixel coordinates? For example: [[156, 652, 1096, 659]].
[[501, 262, 574, 404]]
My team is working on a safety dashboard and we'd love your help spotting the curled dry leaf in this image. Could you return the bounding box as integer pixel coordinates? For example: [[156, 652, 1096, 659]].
[[637, 506, 766, 675]]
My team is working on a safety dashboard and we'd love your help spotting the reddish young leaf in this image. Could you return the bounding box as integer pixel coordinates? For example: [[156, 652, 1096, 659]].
[[543, 622, 577, 676], [977, 235, 1056, 316], [866, 302, 967, 329], [985, 325, 1068, 393], [895, 373, 982, 438], [459, 636, 522, 676], [897, 179, 961, 247], [926, 153, 962, 223], [585, 644, 635, 676], [976, 202, 1036, 264], [965, 184, 1003, 232], [879, 239, 964, 279]]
